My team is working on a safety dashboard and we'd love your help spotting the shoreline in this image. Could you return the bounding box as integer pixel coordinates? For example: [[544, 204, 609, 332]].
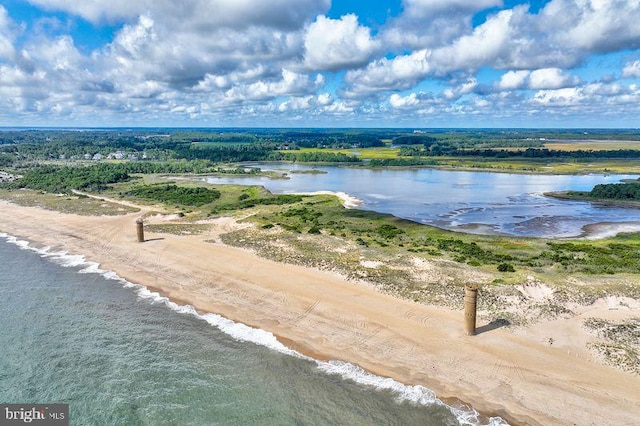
[[0, 229, 499, 426], [1, 199, 639, 425], [0, 232, 499, 424]]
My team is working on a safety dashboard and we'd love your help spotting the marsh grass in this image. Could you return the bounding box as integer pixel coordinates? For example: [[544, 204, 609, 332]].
[[145, 223, 211, 235]]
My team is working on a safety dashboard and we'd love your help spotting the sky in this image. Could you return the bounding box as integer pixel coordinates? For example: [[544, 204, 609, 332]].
[[1, 0, 640, 128]]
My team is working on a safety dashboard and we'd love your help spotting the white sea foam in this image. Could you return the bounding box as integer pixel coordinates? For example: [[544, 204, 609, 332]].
[[317, 360, 438, 404], [0, 232, 508, 426]]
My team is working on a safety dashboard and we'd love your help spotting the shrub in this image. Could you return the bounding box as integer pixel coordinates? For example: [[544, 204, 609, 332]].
[[497, 263, 515, 272]]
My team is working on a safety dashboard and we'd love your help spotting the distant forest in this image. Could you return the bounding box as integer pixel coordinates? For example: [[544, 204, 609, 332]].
[[1, 128, 640, 168]]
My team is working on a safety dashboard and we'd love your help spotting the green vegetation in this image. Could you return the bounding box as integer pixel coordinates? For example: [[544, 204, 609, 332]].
[[0, 188, 139, 216], [210, 193, 306, 214], [124, 183, 634, 276], [2, 129, 639, 172], [2, 127, 640, 301], [124, 184, 221, 206], [569, 181, 640, 201], [548, 179, 640, 204], [3, 164, 132, 193]]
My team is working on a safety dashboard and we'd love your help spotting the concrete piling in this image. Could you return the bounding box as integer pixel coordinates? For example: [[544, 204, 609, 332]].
[[464, 285, 478, 336], [136, 218, 145, 242]]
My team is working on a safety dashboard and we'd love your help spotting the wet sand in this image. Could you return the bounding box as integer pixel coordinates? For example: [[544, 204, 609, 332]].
[[1, 199, 639, 426]]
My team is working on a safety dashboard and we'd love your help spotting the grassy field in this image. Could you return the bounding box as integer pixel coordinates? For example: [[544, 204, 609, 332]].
[[544, 141, 640, 151], [298, 147, 401, 159]]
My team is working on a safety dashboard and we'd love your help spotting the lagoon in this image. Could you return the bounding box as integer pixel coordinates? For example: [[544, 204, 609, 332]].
[[204, 164, 640, 238]]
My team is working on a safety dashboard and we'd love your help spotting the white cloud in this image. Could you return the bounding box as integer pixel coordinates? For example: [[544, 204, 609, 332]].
[[531, 82, 640, 109], [443, 78, 478, 100], [26, 0, 142, 24], [623, 60, 640, 78], [430, 8, 519, 73], [344, 49, 431, 97], [0, 6, 17, 60], [27, 0, 330, 28], [543, 0, 640, 53], [381, 0, 503, 51], [194, 66, 268, 92], [528, 68, 580, 90], [496, 68, 580, 91], [2, 0, 640, 126], [403, 0, 503, 18], [498, 70, 530, 90], [389, 93, 420, 109], [304, 15, 379, 71], [223, 69, 318, 103]]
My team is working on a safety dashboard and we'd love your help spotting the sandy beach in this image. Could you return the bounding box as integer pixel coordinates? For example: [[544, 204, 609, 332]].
[[1, 198, 639, 426]]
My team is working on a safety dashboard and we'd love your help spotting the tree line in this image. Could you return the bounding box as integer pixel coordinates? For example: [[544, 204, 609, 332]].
[[568, 181, 640, 201]]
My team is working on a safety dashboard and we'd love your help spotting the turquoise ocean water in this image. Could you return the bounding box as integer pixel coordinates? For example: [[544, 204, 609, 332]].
[[0, 235, 505, 425]]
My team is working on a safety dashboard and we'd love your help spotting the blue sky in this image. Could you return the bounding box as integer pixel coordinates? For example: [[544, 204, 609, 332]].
[[1, 0, 640, 127]]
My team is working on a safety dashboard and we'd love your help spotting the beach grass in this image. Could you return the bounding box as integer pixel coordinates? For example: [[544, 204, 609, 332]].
[[144, 223, 212, 235], [0, 188, 140, 216]]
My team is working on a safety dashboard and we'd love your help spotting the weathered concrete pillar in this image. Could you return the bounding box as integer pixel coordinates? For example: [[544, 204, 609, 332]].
[[136, 218, 145, 243], [464, 285, 478, 336]]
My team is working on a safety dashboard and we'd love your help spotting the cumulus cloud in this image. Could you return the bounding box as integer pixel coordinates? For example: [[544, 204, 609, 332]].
[[389, 93, 420, 109], [1, 0, 640, 126], [528, 68, 580, 90], [543, 0, 640, 53], [443, 78, 478, 100], [531, 82, 640, 111], [498, 70, 530, 90], [343, 49, 431, 97], [497, 68, 580, 90], [402, 0, 503, 18], [304, 14, 379, 71], [429, 7, 523, 72], [382, 0, 503, 51], [223, 69, 319, 103], [27, 0, 330, 28], [0, 6, 17, 60], [623, 60, 640, 78]]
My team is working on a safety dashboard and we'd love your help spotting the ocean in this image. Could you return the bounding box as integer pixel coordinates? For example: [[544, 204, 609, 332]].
[[0, 234, 505, 425]]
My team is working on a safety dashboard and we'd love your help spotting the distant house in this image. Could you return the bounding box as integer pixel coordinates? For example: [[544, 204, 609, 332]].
[[84, 153, 92, 160], [92, 153, 103, 160]]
